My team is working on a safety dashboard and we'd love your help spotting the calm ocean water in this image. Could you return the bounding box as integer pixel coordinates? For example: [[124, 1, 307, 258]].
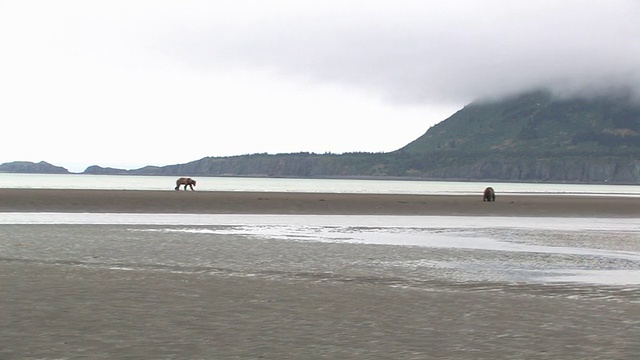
[[1, 173, 639, 196]]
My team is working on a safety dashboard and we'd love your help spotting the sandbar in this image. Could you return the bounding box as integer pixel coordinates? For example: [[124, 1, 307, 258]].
[[0, 188, 638, 217]]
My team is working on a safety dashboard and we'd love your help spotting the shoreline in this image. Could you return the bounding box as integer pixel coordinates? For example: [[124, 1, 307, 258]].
[[1, 188, 638, 217]]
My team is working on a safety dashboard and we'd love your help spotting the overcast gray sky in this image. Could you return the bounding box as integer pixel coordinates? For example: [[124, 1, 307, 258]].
[[1, 0, 638, 172]]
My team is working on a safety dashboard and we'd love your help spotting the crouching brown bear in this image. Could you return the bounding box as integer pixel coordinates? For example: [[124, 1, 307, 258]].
[[483, 187, 495, 202]]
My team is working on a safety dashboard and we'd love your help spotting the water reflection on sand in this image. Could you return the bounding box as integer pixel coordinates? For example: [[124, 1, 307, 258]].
[[2, 213, 639, 288]]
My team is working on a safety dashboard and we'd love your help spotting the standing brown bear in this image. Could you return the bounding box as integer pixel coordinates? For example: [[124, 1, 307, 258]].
[[175, 177, 196, 191]]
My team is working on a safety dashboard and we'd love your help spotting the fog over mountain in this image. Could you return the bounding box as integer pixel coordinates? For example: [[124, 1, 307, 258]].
[[161, 0, 640, 105]]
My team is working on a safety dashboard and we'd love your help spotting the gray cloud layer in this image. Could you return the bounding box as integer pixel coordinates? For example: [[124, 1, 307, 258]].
[[154, 0, 639, 105]]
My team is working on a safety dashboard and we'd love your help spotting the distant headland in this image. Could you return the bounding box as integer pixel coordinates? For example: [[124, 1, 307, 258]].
[[3, 90, 639, 184]]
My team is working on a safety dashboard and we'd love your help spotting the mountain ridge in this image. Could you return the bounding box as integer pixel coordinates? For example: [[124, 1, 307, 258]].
[[0, 161, 70, 174], [3, 90, 640, 183]]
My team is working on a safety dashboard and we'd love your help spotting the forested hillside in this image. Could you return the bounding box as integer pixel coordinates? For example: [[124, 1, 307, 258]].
[[392, 90, 640, 182], [401, 90, 640, 155]]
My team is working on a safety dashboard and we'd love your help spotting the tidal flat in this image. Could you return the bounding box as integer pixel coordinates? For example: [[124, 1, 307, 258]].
[[1, 213, 639, 359]]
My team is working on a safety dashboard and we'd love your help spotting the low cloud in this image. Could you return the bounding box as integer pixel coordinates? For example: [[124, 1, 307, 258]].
[[159, 0, 640, 104], [1, 0, 639, 170]]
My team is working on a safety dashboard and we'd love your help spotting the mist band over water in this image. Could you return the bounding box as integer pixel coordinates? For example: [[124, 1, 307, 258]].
[[1, 173, 640, 196]]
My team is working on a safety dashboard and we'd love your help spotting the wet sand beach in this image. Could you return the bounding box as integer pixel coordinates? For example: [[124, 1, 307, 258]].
[[1, 189, 639, 359], [1, 188, 639, 216], [3, 260, 638, 360]]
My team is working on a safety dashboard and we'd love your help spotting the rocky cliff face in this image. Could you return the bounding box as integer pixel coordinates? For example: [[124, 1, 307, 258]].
[[3, 154, 638, 184], [420, 156, 640, 183], [127, 153, 375, 178], [124, 153, 640, 184]]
